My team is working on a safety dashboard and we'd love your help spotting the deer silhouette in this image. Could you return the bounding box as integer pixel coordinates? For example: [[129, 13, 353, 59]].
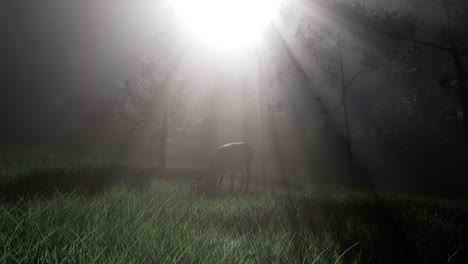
[[205, 142, 252, 193]]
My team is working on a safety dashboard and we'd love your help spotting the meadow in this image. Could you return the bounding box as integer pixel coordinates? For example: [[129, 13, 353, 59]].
[[0, 147, 466, 263]]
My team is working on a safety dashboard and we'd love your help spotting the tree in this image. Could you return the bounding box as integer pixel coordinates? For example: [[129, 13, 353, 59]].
[[114, 33, 189, 176], [277, 1, 384, 188], [271, 0, 467, 187], [314, 0, 468, 133], [297, 0, 468, 192]]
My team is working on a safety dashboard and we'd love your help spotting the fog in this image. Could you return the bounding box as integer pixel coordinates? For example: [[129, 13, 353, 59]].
[[1, 0, 467, 195]]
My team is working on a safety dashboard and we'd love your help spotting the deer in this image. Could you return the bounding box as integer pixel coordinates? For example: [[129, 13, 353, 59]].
[[204, 142, 252, 193]]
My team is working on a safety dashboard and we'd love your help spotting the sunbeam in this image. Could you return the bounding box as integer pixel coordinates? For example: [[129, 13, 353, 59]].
[[172, 0, 282, 51]]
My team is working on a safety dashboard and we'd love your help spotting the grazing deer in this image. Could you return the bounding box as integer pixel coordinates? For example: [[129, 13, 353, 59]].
[[205, 142, 252, 192]]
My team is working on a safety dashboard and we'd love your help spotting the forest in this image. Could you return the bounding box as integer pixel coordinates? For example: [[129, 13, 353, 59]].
[[1, 0, 467, 263]]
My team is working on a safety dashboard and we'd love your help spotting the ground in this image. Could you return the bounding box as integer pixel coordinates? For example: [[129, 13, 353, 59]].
[[0, 147, 466, 263]]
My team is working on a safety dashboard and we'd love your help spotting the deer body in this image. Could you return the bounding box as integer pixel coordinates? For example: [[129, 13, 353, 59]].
[[206, 142, 252, 192]]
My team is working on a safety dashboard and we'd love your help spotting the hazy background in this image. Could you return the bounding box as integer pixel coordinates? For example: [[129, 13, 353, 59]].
[[1, 0, 467, 196]]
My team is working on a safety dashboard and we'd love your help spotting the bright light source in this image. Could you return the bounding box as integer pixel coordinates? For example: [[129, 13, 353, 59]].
[[173, 0, 281, 51]]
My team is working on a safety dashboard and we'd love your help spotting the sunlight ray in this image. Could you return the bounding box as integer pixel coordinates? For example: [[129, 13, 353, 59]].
[[172, 0, 282, 51]]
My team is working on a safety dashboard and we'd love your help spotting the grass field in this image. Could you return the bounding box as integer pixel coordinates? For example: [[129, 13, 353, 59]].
[[0, 147, 467, 263]]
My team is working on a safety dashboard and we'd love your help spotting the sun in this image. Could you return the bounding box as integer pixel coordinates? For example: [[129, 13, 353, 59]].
[[173, 0, 281, 51]]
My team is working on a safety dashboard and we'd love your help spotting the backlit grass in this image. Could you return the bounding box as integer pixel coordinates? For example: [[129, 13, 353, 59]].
[[0, 147, 466, 263]]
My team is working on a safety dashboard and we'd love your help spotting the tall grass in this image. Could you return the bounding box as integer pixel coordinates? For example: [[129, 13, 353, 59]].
[[0, 182, 342, 263], [0, 146, 466, 263]]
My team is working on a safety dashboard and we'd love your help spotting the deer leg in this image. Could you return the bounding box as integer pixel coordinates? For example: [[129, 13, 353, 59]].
[[217, 170, 225, 190], [229, 170, 235, 192], [244, 163, 251, 192], [238, 168, 245, 192]]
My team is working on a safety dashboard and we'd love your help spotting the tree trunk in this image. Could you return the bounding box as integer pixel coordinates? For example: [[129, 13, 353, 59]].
[[442, 0, 468, 133], [451, 49, 468, 132], [257, 50, 267, 188], [156, 53, 185, 177], [269, 116, 289, 188], [159, 112, 168, 177], [338, 38, 355, 188]]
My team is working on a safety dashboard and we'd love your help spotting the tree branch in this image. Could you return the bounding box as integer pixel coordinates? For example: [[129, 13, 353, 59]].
[[345, 68, 364, 89], [448, 0, 468, 6], [148, 51, 185, 103], [305, 0, 455, 53], [116, 110, 161, 130]]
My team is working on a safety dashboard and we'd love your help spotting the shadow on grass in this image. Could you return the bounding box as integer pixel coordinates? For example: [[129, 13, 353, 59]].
[[279, 193, 466, 263], [215, 190, 467, 263], [0, 166, 160, 199]]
